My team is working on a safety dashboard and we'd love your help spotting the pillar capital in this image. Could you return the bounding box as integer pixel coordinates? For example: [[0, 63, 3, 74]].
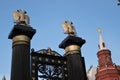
[[8, 24, 36, 39], [59, 36, 85, 55]]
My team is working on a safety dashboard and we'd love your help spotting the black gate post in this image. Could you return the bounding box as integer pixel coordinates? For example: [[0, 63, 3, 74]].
[[59, 36, 87, 80], [8, 25, 36, 80]]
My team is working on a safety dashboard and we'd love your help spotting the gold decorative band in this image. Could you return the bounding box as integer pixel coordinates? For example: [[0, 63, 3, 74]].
[[65, 45, 80, 55], [12, 35, 30, 46], [64, 50, 80, 56]]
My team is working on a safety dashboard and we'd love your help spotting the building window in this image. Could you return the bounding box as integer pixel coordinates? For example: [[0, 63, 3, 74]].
[[102, 42, 106, 48]]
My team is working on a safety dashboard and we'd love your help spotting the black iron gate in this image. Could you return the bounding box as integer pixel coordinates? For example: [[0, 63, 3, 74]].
[[31, 48, 68, 80]]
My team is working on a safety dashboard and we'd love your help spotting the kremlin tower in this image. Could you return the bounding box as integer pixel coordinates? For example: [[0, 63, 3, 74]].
[[87, 28, 120, 80], [95, 28, 120, 80]]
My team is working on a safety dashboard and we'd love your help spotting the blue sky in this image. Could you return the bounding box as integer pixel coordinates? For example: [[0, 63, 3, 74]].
[[0, 0, 120, 79]]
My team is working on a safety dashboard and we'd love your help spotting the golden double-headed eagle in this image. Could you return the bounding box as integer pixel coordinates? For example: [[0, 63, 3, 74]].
[[62, 21, 77, 36], [13, 10, 30, 25]]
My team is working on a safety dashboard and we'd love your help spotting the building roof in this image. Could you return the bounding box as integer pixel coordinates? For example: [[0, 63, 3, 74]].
[[87, 66, 97, 80]]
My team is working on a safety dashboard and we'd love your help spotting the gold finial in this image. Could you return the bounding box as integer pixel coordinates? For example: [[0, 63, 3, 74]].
[[62, 21, 77, 36], [98, 28, 102, 33], [47, 47, 51, 53], [13, 9, 30, 25]]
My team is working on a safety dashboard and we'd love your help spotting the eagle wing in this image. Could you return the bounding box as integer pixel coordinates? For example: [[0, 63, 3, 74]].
[[62, 23, 68, 33], [72, 25, 77, 34], [25, 15, 30, 24], [13, 11, 20, 23]]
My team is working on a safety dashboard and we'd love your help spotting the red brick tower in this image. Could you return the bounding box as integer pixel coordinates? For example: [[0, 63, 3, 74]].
[[96, 28, 120, 80]]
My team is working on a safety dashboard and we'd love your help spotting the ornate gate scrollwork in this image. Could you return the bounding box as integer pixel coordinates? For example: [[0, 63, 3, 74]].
[[38, 64, 63, 80], [31, 48, 68, 80]]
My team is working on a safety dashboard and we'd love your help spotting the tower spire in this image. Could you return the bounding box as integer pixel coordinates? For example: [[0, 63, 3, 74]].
[[98, 28, 107, 50], [96, 28, 119, 80], [2, 76, 6, 80]]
